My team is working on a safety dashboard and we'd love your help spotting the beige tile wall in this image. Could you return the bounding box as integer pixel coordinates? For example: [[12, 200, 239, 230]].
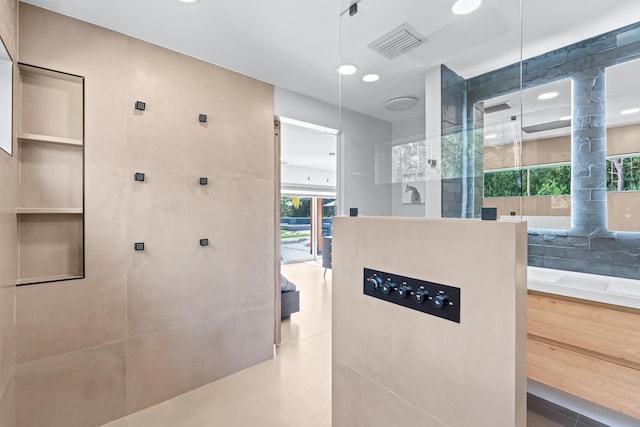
[[15, 342, 126, 427], [332, 217, 528, 427], [484, 195, 571, 218], [15, 4, 275, 426], [0, 0, 18, 426]]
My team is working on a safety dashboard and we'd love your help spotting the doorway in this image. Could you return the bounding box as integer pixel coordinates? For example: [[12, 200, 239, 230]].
[[278, 117, 338, 265], [280, 195, 335, 264]]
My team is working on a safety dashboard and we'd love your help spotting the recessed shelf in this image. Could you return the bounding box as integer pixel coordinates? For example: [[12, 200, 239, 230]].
[[16, 207, 83, 214], [18, 63, 85, 285], [16, 274, 83, 286], [18, 133, 83, 147]]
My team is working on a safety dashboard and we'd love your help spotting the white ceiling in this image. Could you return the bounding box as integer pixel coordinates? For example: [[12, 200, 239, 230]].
[[22, 0, 640, 125], [280, 121, 337, 171]]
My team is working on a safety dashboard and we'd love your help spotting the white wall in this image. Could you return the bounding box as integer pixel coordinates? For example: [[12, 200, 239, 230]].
[[275, 87, 392, 216], [281, 164, 336, 193]]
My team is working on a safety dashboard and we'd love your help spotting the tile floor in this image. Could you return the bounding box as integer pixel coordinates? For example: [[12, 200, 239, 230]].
[[103, 261, 609, 427]]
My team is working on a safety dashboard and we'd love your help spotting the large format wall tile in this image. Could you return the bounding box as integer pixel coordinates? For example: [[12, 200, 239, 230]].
[[0, 376, 14, 427], [83, 166, 128, 285], [18, 5, 276, 425], [127, 173, 275, 337], [0, 2, 18, 427], [333, 361, 446, 427], [332, 217, 527, 427], [0, 0, 17, 59], [0, 280, 14, 395], [15, 341, 126, 427], [0, 115, 18, 400], [126, 306, 273, 414], [15, 277, 126, 363], [125, 37, 274, 180]]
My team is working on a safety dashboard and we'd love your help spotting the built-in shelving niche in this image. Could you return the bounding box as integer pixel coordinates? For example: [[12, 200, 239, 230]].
[[17, 64, 84, 286]]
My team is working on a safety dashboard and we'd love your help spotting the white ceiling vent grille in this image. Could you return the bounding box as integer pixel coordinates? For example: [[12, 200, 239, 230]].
[[368, 24, 425, 59], [522, 119, 572, 133], [484, 102, 512, 114]]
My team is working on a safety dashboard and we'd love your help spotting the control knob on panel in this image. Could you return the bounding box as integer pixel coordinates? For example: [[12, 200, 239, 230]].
[[414, 288, 429, 303], [382, 279, 397, 294], [367, 275, 384, 291], [433, 293, 450, 309], [398, 283, 412, 298]]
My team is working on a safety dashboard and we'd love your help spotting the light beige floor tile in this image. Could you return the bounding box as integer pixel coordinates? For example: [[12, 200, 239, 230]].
[[101, 419, 129, 427], [126, 371, 329, 427], [280, 304, 331, 345], [297, 407, 331, 427], [278, 332, 331, 400]]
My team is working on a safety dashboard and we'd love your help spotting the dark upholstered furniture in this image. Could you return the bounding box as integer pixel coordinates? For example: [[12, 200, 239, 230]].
[[281, 274, 300, 320]]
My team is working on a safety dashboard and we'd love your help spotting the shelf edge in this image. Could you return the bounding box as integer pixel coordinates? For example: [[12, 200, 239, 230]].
[[18, 133, 83, 146]]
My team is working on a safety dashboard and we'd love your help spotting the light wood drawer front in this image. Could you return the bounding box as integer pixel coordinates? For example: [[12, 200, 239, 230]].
[[528, 338, 640, 420], [528, 292, 640, 365]]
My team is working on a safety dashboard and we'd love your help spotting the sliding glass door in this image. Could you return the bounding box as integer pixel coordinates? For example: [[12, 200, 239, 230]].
[[280, 195, 335, 264]]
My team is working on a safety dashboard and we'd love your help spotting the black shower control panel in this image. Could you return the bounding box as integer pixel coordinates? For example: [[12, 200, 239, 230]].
[[363, 268, 460, 323]]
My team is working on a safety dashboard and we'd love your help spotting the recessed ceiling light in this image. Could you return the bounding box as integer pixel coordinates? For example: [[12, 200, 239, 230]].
[[362, 74, 380, 83], [621, 108, 640, 115], [485, 133, 497, 139], [178, 0, 199, 3], [452, 0, 482, 15], [385, 96, 419, 111], [338, 64, 358, 75], [537, 92, 559, 100], [559, 115, 572, 121]]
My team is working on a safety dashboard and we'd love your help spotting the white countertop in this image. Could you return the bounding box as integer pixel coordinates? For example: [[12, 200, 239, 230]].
[[528, 267, 640, 310]]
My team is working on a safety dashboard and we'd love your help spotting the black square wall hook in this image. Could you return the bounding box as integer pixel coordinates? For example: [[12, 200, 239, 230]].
[[199, 114, 207, 123], [135, 101, 146, 111]]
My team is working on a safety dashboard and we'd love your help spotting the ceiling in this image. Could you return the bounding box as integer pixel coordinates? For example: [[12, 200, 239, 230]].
[[22, 0, 640, 125], [280, 121, 337, 171]]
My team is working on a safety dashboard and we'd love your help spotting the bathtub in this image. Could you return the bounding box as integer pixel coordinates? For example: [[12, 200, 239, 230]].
[[528, 266, 640, 309]]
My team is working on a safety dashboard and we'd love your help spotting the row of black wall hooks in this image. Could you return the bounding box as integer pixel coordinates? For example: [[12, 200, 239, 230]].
[[134, 239, 209, 252], [135, 100, 208, 123], [134, 173, 208, 185]]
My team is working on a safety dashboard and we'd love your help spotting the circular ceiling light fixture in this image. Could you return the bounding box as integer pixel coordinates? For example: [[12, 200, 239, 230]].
[[178, 0, 200, 3], [537, 92, 559, 100], [385, 96, 419, 111], [452, 0, 482, 15], [559, 115, 572, 121], [621, 108, 640, 115], [338, 64, 358, 75], [362, 74, 380, 82], [485, 133, 497, 139]]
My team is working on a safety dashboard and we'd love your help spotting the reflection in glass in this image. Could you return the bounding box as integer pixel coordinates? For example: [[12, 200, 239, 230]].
[[481, 79, 572, 229], [0, 38, 12, 156], [606, 59, 640, 232]]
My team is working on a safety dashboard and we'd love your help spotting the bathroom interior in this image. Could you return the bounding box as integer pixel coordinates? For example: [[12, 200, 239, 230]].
[[1, 0, 640, 426]]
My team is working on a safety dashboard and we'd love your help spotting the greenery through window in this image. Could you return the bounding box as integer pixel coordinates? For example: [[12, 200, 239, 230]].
[[484, 164, 571, 197], [607, 155, 640, 191]]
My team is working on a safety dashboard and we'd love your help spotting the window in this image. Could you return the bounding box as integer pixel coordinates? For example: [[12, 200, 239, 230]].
[[607, 155, 640, 191], [484, 163, 571, 197]]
